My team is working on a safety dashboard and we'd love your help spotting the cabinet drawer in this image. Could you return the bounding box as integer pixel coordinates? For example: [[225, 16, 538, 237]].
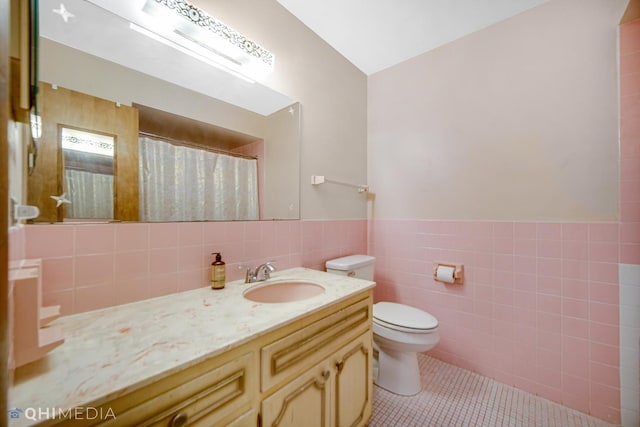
[[60, 351, 256, 427], [261, 296, 371, 392]]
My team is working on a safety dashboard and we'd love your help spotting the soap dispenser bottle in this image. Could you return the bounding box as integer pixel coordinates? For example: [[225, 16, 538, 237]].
[[211, 252, 226, 290]]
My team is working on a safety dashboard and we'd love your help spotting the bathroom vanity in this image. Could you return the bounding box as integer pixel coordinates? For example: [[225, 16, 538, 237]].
[[9, 268, 375, 427]]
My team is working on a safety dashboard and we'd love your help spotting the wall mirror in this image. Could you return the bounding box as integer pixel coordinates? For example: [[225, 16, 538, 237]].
[[29, 0, 301, 223]]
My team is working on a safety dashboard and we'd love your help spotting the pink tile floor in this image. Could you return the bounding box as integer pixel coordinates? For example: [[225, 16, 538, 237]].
[[369, 354, 618, 427]]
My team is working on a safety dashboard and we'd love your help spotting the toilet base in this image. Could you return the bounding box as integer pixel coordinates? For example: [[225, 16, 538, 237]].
[[374, 346, 421, 396]]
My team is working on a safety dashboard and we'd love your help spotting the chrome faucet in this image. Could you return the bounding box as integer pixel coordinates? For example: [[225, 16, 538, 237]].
[[240, 262, 276, 283]]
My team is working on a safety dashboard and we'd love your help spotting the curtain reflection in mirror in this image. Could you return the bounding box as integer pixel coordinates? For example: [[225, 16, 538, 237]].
[[139, 136, 259, 221], [64, 170, 114, 218], [61, 127, 115, 219]]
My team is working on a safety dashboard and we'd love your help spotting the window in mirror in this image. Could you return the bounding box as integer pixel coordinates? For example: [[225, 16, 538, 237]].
[[60, 126, 115, 220]]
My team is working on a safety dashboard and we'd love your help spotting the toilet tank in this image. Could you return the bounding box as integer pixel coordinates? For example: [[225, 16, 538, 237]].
[[325, 255, 375, 280]]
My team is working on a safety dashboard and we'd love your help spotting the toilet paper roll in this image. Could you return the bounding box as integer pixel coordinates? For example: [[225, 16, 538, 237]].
[[436, 266, 456, 283]]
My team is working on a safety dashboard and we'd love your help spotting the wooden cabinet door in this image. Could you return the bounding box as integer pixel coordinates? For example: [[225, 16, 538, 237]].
[[333, 332, 373, 427], [261, 362, 332, 427]]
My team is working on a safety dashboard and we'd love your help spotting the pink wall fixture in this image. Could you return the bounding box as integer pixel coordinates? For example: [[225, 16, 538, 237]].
[[8, 226, 25, 262], [620, 18, 640, 263], [24, 219, 366, 316], [369, 219, 620, 423]]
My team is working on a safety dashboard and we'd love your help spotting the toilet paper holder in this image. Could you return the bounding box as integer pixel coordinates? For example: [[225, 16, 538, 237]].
[[433, 263, 464, 284]]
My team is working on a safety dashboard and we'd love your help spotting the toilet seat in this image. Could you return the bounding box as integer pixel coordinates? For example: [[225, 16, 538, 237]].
[[373, 302, 438, 333]]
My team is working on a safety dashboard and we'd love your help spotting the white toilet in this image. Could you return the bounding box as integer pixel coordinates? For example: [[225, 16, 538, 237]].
[[325, 255, 440, 396]]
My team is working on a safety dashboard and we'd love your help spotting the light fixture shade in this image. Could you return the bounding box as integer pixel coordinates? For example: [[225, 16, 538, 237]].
[[141, 0, 274, 81]]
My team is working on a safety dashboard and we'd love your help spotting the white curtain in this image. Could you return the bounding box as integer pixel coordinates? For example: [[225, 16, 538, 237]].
[[138, 136, 259, 221], [64, 169, 114, 219]]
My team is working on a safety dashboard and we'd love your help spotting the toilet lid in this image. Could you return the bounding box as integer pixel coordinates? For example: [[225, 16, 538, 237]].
[[373, 302, 438, 331]]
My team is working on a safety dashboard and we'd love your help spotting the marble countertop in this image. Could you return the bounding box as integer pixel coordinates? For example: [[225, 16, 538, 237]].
[[9, 267, 375, 426]]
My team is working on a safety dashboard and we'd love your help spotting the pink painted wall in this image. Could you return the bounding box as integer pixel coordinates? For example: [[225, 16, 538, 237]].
[[620, 18, 640, 263], [24, 219, 366, 316], [369, 219, 620, 422]]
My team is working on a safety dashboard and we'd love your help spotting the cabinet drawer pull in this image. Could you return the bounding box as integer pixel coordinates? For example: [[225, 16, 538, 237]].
[[170, 412, 188, 427], [322, 370, 330, 380], [336, 360, 344, 373]]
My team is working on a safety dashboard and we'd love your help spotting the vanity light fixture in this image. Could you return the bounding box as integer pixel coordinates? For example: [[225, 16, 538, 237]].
[[135, 0, 275, 82], [129, 23, 254, 83]]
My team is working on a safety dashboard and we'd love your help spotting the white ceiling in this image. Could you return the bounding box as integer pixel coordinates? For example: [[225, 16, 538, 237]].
[[276, 0, 549, 75]]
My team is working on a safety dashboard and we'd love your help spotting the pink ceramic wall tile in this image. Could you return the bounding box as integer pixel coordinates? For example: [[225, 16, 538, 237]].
[[562, 279, 589, 300], [590, 342, 619, 367], [590, 404, 620, 426], [42, 257, 74, 292], [562, 316, 590, 340], [202, 221, 226, 245], [177, 269, 206, 291], [589, 301, 619, 325], [148, 272, 179, 297], [589, 241, 619, 263], [225, 222, 245, 241], [149, 222, 179, 248], [562, 240, 588, 260], [562, 223, 588, 240], [75, 224, 114, 255], [114, 277, 149, 305], [25, 225, 74, 258], [149, 248, 179, 275], [621, 157, 640, 181], [537, 223, 562, 240], [589, 262, 619, 283], [536, 330, 562, 352], [590, 382, 621, 411], [75, 254, 115, 287], [588, 223, 619, 242], [75, 284, 119, 313], [621, 202, 640, 222], [514, 222, 537, 240], [537, 257, 562, 277], [537, 294, 561, 314], [513, 273, 536, 291], [562, 259, 589, 280], [590, 281, 619, 305], [514, 239, 536, 256], [562, 298, 589, 319], [620, 179, 640, 202], [259, 222, 279, 255], [115, 223, 149, 252], [115, 251, 148, 281], [243, 221, 262, 242], [537, 239, 562, 258], [620, 243, 640, 264], [589, 322, 619, 347], [178, 222, 204, 246], [590, 362, 620, 388], [561, 336, 590, 376], [621, 222, 640, 244], [562, 384, 591, 414], [492, 222, 514, 239]]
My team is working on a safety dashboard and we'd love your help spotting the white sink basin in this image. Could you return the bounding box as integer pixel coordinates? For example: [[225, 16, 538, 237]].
[[243, 280, 325, 303]]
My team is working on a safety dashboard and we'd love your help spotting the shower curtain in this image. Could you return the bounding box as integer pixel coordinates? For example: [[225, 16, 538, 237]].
[[138, 136, 259, 221], [64, 169, 114, 219]]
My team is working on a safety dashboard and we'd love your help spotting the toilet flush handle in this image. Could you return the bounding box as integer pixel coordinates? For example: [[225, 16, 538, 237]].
[[347, 271, 355, 277]]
